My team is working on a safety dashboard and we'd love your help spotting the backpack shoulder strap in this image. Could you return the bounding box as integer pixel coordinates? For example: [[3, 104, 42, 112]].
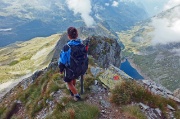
[[63, 44, 71, 51]]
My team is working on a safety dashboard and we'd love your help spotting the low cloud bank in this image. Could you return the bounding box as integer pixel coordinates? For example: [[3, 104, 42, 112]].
[[164, 0, 180, 10], [151, 18, 180, 45], [150, 5, 180, 45]]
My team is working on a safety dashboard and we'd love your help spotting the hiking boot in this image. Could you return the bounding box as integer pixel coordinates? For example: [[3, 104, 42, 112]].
[[69, 89, 74, 96], [74, 95, 82, 101]]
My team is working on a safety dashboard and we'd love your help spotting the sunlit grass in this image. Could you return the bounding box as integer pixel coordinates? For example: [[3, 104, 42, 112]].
[[0, 34, 60, 83]]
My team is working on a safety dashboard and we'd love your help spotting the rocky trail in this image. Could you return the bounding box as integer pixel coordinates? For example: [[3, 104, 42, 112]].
[[84, 81, 131, 119]]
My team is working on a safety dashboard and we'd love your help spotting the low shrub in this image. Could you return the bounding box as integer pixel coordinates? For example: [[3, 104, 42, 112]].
[[84, 74, 96, 90], [110, 80, 177, 114]]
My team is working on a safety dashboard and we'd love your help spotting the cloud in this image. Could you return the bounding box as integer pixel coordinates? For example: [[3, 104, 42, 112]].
[[112, 1, 119, 7], [0, 28, 12, 32], [105, 3, 110, 6], [151, 18, 180, 45], [164, 0, 180, 10], [66, 0, 95, 27], [171, 48, 180, 56]]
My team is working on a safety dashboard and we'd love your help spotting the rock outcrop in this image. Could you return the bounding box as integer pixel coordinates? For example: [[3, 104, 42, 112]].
[[140, 80, 180, 103], [174, 88, 180, 99], [88, 36, 121, 68]]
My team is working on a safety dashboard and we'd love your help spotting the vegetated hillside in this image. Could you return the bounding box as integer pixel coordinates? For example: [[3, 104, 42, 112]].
[[0, 35, 179, 119], [118, 5, 180, 92], [0, 34, 60, 83], [0, 34, 122, 119], [0, 0, 147, 47]]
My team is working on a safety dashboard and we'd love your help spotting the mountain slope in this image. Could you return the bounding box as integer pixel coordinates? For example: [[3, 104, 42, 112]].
[[118, 4, 180, 91], [0, 34, 60, 83]]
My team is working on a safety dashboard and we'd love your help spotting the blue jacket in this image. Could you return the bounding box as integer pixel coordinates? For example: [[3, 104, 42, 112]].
[[58, 39, 82, 72]]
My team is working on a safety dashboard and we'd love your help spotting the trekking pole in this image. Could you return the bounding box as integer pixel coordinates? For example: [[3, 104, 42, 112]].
[[80, 75, 84, 94], [80, 37, 90, 95]]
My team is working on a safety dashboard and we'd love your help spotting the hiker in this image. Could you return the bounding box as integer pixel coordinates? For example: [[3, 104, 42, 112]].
[[58, 27, 88, 101]]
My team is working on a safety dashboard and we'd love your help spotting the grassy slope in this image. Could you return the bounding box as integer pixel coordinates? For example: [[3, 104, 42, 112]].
[[117, 26, 180, 91], [0, 62, 100, 119], [0, 34, 60, 83]]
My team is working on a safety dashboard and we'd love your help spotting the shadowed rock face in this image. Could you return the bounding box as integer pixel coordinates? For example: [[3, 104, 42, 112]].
[[88, 36, 121, 68]]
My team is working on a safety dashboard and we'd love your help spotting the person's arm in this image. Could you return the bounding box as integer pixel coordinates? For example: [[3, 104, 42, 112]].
[[58, 45, 70, 73]]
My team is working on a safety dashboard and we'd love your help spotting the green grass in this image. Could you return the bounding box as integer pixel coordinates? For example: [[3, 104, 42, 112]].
[[19, 56, 32, 61], [110, 80, 178, 117], [47, 102, 100, 119], [16, 69, 61, 118], [84, 74, 96, 91], [9, 60, 19, 66], [122, 105, 146, 119], [0, 107, 6, 119], [0, 102, 17, 119], [174, 110, 180, 119], [88, 56, 96, 66]]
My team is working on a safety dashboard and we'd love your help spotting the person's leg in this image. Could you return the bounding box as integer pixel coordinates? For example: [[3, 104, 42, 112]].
[[67, 80, 78, 95], [72, 79, 76, 86], [67, 80, 81, 101]]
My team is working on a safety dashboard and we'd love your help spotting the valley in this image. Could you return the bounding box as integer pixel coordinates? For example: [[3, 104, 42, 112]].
[[118, 25, 180, 91]]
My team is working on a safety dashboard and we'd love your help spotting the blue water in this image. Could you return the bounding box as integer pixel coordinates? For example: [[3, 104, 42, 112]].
[[120, 59, 144, 80]]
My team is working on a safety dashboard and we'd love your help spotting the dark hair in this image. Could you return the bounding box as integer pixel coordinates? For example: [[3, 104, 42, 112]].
[[67, 27, 78, 39]]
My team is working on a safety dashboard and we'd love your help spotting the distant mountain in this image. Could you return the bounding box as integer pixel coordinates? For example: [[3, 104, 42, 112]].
[[118, 4, 180, 91], [91, 0, 147, 31], [0, 0, 147, 47]]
